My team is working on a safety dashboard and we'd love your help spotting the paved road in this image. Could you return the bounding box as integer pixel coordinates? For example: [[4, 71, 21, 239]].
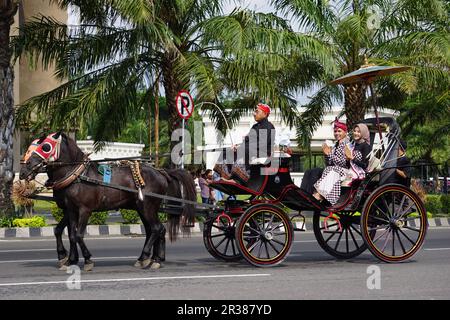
[[0, 228, 449, 300]]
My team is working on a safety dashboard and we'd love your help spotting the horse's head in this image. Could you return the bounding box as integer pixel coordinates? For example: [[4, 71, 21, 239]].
[[19, 132, 63, 181]]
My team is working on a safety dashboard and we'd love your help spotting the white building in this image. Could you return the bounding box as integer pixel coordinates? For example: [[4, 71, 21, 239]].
[[201, 106, 398, 186]]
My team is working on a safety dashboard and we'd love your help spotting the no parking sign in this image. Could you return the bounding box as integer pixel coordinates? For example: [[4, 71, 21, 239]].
[[175, 90, 194, 120]]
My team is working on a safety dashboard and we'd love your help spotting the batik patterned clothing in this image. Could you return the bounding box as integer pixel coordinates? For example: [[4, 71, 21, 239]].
[[314, 141, 363, 205]]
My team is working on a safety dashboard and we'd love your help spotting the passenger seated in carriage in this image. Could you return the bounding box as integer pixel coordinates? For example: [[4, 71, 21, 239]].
[[213, 103, 275, 185], [312, 120, 371, 205]]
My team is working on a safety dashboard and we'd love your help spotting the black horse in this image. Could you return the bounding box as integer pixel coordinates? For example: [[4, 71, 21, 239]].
[[19, 132, 196, 271]]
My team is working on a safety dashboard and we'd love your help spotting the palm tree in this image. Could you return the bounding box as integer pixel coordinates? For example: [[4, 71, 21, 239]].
[[271, 0, 449, 146], [12, 0, 333, 154], [0, 0, 18, 216]]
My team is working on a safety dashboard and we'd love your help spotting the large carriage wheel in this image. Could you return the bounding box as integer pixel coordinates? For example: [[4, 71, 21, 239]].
[[203, 216, 242, 262], [235, 204, 294, 267], [361, 184, 428, 263], [313, 210, 372, 259]]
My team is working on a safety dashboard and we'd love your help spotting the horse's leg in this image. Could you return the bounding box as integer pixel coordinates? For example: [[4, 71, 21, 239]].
[[134, 218, 151, 268], [55, 213, 69, 268], [65, 208, 80, 268], [138, 222, 165, 269], [76, 208, 94, 271], [151, 223, 166, 266]]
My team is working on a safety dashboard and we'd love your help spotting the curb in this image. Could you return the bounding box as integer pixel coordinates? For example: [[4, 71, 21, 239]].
[[0, 218, 448, 238]]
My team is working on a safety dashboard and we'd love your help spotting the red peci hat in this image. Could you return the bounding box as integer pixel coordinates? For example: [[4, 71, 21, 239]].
[[257, 103, 271, 115], [333, 118, 347, 132]]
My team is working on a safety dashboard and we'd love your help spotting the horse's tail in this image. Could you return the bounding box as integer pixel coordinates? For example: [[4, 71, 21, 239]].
[[165, 169, 196, 241]]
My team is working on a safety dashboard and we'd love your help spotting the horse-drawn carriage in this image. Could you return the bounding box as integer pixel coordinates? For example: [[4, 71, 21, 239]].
[[201, 116, 428, 267], [19, 116, 427, 270]]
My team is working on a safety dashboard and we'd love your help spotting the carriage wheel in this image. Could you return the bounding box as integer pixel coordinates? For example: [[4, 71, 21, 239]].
[[235, 204, 294, 267], [313, 210, 372, 259], [203, 216, 242, 262], [361, 184, 428, 263]]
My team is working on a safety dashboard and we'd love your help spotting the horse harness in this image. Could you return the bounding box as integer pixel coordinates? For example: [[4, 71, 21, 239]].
[[46, 158, 170, 203]]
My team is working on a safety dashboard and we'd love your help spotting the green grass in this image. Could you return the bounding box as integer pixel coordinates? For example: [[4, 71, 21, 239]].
[[33, 200, 54, 212]]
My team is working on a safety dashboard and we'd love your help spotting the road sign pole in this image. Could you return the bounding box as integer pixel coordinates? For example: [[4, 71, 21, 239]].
[[181, 118, 185, 169]]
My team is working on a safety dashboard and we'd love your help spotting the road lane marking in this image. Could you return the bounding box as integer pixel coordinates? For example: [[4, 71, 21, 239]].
[[0, 249, 54, 253], [0, 273, 271, 287], [424, 248, 450, 251], [0, 256, 136, 264]]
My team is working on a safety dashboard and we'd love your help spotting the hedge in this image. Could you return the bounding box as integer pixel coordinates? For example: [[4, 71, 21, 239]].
[[424, 194, 450, 216], [13, 216, 46, 228]]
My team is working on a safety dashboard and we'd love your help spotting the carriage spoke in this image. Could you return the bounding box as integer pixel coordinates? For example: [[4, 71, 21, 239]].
[[212, 224, 227, 232], [247, 239, 261, 253], [320, 222, 339, 231], [380, 228, 392, 253], [392, 228, 396, 256], [268, 240, 281, 255], [251, 217, 263, 232], [382, 196, 392, 218], [231, 238, 237, 256], [271, 238, 286, 246], [257, 240, 264, 258], [398, 201, 416, 219], [211, 233, 227, 238], [246, 225, 260, 234], [373, 203, 390, 220], [369, 216, 390, 224], [394, 194, 407, 218], [394, 229, 407, 255], [368, 225, 390, 232], [266, 212, 275, 229], [345, 228, 349, 253], [325, 230, 338, 243], [403, 225, 421, 233], [398, 228, 417, 246], [264, 242, 270, 259], [350, 224, 363, 237], [372, 228, 390, 244], [334, 231, 344, 251], [243, 233, 260, 240], [215, 235, 228, 248], [224, 238, 231, 255], [348, 227, 360, 249], [270, 221, 284, 232]]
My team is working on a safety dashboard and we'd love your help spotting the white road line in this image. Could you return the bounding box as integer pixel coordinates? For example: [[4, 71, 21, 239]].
[[0, 273, 271, 287], [0, 249, 54, 253], [0, 256, 136, 264], [0, 236, 139, 242], [424, 248, 450, 251]]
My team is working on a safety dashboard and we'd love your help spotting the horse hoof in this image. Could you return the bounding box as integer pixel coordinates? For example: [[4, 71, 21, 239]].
[[84, 262, 94, 272], [134, 260, 143, 268], [57, 257, 69, 268], [150, 262, 161, 269], [59, 264, 69, 271], [140, 258, 153, 269]]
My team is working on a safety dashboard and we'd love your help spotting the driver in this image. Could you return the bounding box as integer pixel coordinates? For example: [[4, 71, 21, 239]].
[[214, 103, 275, 184]]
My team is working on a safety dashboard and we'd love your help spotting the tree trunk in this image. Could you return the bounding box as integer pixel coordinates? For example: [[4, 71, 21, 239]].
[[343, 83, 367, 130], [0, 1, 18, 216], [154, 75, 160, 167]]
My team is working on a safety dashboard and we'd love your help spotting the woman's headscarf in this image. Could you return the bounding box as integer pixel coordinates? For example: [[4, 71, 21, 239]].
[[354, 123, 370, 144]]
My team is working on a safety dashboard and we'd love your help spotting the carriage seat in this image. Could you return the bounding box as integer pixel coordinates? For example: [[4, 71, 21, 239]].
[[209, 164, 269, 196]]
